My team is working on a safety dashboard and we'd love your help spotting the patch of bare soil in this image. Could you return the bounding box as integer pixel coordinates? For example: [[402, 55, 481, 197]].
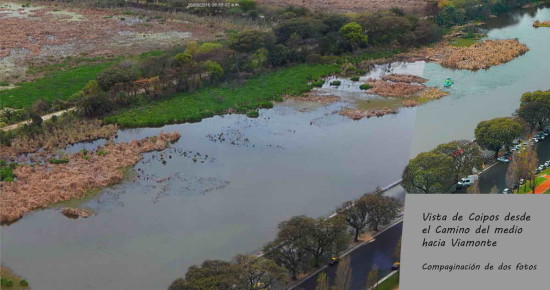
[[533, 20, 550, 27], [424, 39, 529, 70], [339, 107, 398, 120], [0, 131, 180, 223], [287, 92, 341, 104], [381, 74, 428, 84]]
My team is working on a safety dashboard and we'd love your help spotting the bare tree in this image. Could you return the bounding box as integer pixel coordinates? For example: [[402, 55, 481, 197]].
[[506, 146, 538, 193], [365, 266, 379, 290], [332, 256, 352, 290], [316, 272, 330, 290]]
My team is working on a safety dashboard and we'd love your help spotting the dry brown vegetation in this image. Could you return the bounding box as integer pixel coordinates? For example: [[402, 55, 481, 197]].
[[417, 87, 449, 100], [381, 74, 428, 83], [366, 79, 426, 98], [0, 131, 180, 223], [256, 0, 429, 14], [0, 117, 118, 160], [339, 107, 397, 120], [425, 39, 529, 70], [61, 207, 94, 219], [0, 1, 226, 79], [533, 20, 550, 27], [289, 92, 341, 104]]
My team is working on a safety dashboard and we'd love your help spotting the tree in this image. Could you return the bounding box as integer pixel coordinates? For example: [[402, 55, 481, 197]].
[[337, 198, 370, 242], [395, 239, 401, 261], [433, 140, 483, 183], [333, 256, 352, 290], [168, 260, 239, 290], [233, 254, 288, 289], [475, 117, 523, 160], [277, 216, 349, 268], [229, 30, 275, 53], [516, 90, 550, 131], [169, 255, 287, 290], [506, 147, 538, 193], [365, 266, 379, 290], [338, 22, 368, 49], [202, 60, 224, 82], [316, 272, 330, 290], [363, 193, 401, 231], [96, 67, 131, 91], [402, 151, 455, 193], [263, 239, 309, 281], [76, 80, 113, 117]]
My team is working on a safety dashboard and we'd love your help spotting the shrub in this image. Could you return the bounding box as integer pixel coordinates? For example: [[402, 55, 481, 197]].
[[330, 80, 342, 86], [0, 163, 16, 182], [359, 84, 372, 90], [49, 158, 69, 164], [0, 278, 14, 287], [312, 80, 325, 87], [20, 279, 29, 287], [0, 81, 9, 86], [97, 150, 108, 156], [246, 110, 259, 118], [350, 76, 360, 81]]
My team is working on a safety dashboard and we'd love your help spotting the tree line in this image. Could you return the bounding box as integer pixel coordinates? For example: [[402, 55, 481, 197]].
[[402, 90, 550, 193], [168, 189, 401, 289]]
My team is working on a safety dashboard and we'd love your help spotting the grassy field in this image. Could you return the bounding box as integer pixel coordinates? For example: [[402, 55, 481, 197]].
[[376, 271, 399, 290], [105, 63, 340, 127], [0, 60, 117, 109], [517, 168, 550, 193], [449, 38, 479, 47]]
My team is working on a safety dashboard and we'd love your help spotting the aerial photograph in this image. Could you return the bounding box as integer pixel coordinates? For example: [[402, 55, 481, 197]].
[[0, 0, 549, 289]]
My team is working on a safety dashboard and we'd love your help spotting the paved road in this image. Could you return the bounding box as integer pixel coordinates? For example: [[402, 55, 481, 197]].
[[292, 221, 403, 290], [478, 139, 550, 193]]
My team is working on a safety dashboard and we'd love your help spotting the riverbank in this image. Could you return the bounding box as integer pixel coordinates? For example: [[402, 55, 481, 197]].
[[0, 131, 180, 223], [0, 265, 29, 289]]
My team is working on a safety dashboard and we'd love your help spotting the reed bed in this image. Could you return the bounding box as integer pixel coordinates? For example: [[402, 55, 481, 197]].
[[339, 107, 398, 120], [381, 74, 428, 84], [0, 132, 180, 223], [366, 79, 426, 98], [429, 39, 529, 70], [0, 118, 118, 160], [61, 207, 94, 219], [417, 87, 449, 100]]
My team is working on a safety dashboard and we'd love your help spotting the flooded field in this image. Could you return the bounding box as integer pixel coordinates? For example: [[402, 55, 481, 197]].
[[1, 4, 549, 290]]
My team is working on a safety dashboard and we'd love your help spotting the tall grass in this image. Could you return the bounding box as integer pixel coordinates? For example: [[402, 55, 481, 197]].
[[0, 60, 117, 109], [105, 64, 340, 127]]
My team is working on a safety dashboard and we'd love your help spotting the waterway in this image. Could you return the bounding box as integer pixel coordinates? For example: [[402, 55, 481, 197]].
[[1, 5, 549, 290]]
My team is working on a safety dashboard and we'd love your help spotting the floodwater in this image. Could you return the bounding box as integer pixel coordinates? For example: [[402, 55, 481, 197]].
[[2, 5, 550, 290]]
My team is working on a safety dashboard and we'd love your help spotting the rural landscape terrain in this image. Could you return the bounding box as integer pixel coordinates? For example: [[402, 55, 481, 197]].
[[1, 0, 549, 289]]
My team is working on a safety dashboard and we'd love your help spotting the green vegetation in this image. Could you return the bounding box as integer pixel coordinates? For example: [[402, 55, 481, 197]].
[[312, 79, 325, 87], [376, 271, 400, 290], [0, 266, 29, 289], [0, 161, 16, 182], [517, 168, 550, 193], [350, 76, 360, 81], [330, 80, 342, 86], [48, 158, 69, 164], [359, 83, 372, 90], [246, 110, 260, 118], [105, 64, 339, 127], [0, 61, 116, 109], [450, 38, 479, 47]]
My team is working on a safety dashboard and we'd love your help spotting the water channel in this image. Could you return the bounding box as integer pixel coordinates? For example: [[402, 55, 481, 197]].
[[1, 5, 549, 290]]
